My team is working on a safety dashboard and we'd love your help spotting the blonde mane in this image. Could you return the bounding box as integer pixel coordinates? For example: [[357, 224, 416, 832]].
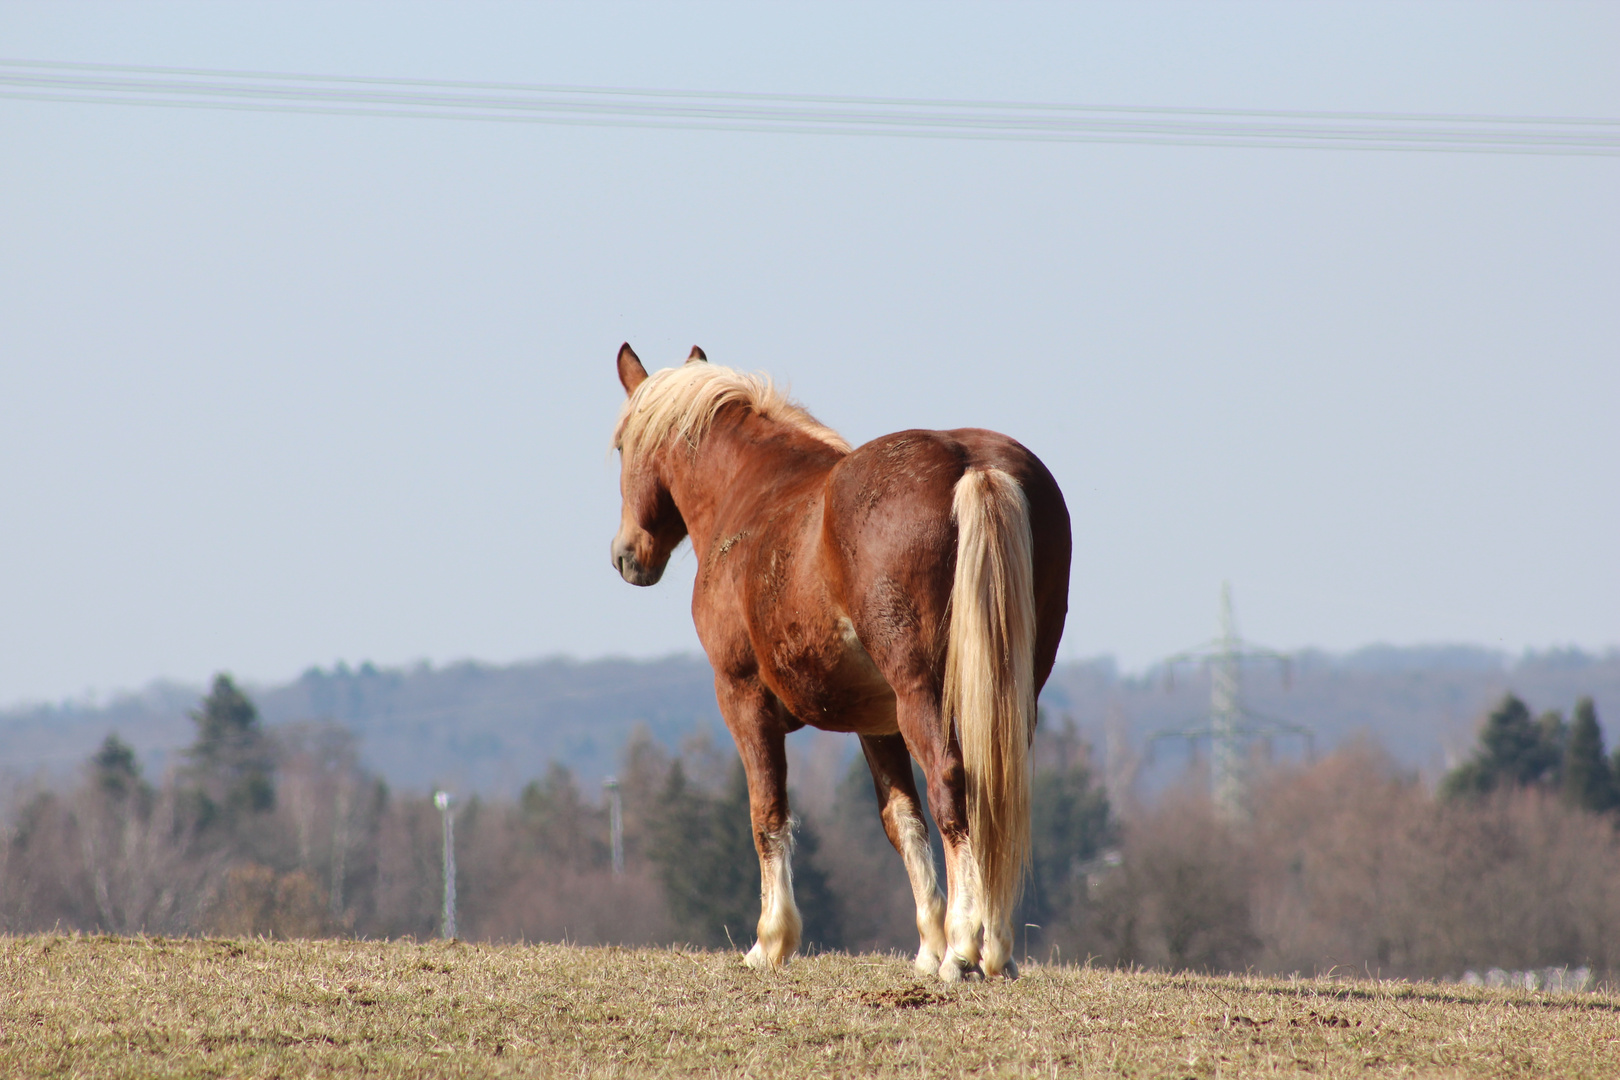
[[613, 362, 851, 462]]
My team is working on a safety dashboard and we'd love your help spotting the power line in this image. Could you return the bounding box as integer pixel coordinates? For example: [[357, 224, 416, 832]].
[[2, 58, 1616, 156], [12, 57, 1619, 126]]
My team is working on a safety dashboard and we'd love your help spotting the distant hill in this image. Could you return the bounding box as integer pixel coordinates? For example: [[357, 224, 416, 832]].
[[4, 647, 1617, 797], [0, 656, 719, 796], [1043, 646, 1620, 794]]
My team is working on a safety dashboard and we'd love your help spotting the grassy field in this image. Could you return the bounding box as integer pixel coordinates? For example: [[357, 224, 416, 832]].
[[2, 935, 1617, 1078]]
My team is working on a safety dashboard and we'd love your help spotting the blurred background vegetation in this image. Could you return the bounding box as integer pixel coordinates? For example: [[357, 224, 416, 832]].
[[4, 667, 1620, 986]]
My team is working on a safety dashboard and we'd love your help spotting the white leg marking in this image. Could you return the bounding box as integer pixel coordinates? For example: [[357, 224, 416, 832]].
[[893, 807, 947, 975], [981, 912, 1017, 979], [938, 838, 983, 982], [745, 824, 802, 969]]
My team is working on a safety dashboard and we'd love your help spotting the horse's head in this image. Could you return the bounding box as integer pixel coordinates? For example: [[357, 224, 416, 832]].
[[609, 343, 702, 586]]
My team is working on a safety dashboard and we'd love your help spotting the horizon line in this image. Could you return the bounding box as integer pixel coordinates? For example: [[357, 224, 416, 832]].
[[7, 640, 1617, 714]]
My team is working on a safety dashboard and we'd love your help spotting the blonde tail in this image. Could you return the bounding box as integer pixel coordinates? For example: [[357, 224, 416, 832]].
[[942, 467, 1036, 965]]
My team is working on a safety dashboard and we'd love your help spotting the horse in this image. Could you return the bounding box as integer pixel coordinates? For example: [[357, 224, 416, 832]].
[[609, 343, 1070, 981]]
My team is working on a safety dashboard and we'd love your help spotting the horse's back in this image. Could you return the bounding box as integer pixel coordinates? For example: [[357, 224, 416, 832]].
[[823, 429, 1071, 695]]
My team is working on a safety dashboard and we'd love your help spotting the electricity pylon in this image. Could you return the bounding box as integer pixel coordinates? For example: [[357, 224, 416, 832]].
[[1150, 583, 1314, 820]]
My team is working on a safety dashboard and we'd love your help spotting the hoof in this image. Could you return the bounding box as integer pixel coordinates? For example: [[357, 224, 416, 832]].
[[937, 953, 983, 983], [743, 943, 771, 970], [914, 946, 944, 977]]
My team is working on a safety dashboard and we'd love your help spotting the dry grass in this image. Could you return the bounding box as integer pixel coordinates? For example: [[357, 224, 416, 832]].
[[2, 935, 1617, 1078]]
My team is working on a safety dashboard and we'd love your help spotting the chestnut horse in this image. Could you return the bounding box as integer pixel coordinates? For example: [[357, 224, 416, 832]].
[[609, 344, 1070, 981]]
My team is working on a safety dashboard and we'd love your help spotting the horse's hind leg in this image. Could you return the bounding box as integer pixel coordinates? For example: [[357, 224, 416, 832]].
[[891, 695, 983, 982], [858, 734, 946, 974], [937, 824, 985, 981], [717, 679, 802, 969]]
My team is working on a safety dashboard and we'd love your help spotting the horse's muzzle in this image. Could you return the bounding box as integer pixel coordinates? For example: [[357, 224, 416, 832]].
[[611, 539, 664, 587]]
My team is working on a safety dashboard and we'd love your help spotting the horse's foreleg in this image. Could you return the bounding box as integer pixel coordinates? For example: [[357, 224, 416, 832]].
[[718, 681, 802, 969], [744, 815, 801, 970], [858, 734, 946, 975]]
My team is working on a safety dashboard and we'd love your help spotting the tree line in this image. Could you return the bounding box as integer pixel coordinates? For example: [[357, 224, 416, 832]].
[[1440, 693, 1619, 810], [3, 678, 1617, 983]]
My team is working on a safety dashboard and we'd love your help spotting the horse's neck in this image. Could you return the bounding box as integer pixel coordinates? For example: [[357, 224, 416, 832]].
[[667, 415, 825, 557]]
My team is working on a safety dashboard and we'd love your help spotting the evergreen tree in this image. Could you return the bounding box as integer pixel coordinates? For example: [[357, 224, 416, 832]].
[[1441, 693, 1564, 799], [90, 733, 147, 804], [830, 755, 893, 850], [649, 757, 841, 951], [183, 673, 276, 830], [519, 762, 605, 867], [828, 754, 945, 873], [1534, 709, 1569, 786], [615, 725, 672, 865], [785, 807, 842, 952], [650, 759, 757, 947], [1022, 752, 1112, 933], [1478, 695, 1546, 786], [1563, 697, 1617, 813]]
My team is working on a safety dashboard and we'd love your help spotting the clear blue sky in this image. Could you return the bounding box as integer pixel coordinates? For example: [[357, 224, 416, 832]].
[[1, 2, 1616, 705]]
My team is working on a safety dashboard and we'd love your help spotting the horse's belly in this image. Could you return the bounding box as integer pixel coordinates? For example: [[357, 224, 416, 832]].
[[772, 616, 898, 735]]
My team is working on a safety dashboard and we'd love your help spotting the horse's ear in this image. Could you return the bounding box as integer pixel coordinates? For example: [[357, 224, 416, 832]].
[[686, 346, 707, 363], [617, 343, 648, 394]]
